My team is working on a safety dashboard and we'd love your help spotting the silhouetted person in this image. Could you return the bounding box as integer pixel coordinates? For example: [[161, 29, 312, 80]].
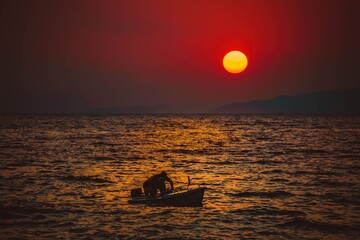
[[143, 171, 174, 197]]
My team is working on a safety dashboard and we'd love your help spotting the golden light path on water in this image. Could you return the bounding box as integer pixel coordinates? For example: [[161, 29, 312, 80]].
[[0, 115, 359, 239]]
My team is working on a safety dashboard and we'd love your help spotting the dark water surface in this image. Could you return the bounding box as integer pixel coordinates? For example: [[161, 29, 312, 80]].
[[0, 115, 359, 239]]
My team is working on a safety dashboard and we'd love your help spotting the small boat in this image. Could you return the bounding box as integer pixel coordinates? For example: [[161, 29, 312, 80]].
[[128, 187, 206, 207]]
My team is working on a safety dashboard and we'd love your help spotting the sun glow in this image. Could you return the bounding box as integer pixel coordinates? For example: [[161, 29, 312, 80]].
[[223, 50, 248, 74]]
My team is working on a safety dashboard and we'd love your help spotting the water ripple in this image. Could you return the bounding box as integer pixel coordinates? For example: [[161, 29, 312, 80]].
[[0, 114, 359, 239]]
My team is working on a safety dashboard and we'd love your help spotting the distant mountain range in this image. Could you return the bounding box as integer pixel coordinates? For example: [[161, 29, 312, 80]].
[[215, 89, 360, 114], [84, 89, 360, 114]]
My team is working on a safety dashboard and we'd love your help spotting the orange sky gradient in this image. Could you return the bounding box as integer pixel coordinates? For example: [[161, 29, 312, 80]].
[[0, 0, 359, 113]]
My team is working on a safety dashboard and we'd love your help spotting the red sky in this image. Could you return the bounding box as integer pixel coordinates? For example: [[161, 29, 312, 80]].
[[1, 0, 359, 113]]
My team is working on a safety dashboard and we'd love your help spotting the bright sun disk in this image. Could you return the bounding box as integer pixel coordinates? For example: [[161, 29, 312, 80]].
[[223, 50, 248, 74]]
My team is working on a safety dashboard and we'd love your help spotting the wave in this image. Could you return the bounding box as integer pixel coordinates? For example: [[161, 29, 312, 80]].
[[308, 180, 355, 187], [0, 206, 85, 218], [6, 161, 34, 167], [335, 154, 360, 160], [276, 217, 360, 234], [59, 175, 113, 183], [229, 190, 294, 198], [92, 141, 117, 147], [230, 207, 305, 217], [261, 169, 287, 174], [211, 160, 238, 165], [270, 151, 287, 155], [319, 180, 355, 187], [269, 178, 289, 182], [253, 160, 280, 165], [293, 170, 343, 176], [0, 211, 25, 220], [88, 156, 115, 161], [156, 148, 217, 155], [304, 192, 360, 205]]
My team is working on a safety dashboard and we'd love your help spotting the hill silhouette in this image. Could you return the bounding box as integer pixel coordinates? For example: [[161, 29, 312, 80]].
[[83, 89, 360, 114], [215, 89, 360, 114]]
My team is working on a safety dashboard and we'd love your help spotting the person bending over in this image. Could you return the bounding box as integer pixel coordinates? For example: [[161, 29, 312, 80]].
[[143, 171, 174, 197]]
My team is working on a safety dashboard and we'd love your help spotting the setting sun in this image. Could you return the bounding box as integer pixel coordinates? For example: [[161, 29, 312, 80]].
[[223, 50, 248, 74]]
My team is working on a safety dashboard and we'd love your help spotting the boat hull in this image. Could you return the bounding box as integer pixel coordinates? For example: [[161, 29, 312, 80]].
[[128, 187, 205, 207]]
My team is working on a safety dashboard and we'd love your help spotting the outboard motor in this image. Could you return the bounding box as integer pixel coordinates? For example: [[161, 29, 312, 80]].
[[131, 188, 143, 198]]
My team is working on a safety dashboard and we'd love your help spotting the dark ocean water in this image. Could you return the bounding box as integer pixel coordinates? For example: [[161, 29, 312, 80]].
[[0, 114, 359, 239]]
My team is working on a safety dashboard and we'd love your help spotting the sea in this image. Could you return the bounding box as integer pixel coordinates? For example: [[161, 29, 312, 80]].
[[0, 114, 359, 239]]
